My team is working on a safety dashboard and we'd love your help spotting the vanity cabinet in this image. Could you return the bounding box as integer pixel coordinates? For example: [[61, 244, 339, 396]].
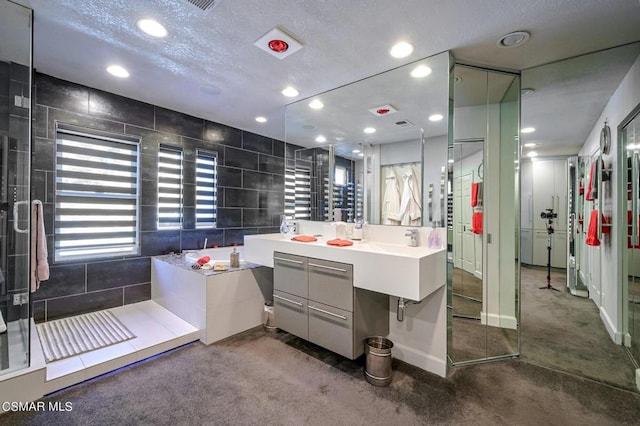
[[274, 253, 309, 339], [273, 251, 388, 359]]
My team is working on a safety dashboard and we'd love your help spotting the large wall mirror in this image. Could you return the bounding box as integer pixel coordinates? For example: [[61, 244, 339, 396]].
[[520, 42, 640, 391], [284, 51, 450, 226], [448, 65, 520, 364]]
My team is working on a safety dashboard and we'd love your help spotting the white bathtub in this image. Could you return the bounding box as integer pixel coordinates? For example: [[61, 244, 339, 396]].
[[151, 247, 273, 345]]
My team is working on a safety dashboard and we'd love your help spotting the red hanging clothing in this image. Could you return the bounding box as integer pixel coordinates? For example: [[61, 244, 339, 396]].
[[471, 183, 479, 207], [585, 210, 600, 246], [472, 211, 483, 234]]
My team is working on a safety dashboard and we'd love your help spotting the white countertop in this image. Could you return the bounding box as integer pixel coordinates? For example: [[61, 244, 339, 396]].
[[244, 233, 446, 300]]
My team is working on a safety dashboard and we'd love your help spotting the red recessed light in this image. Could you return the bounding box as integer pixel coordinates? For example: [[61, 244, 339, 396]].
[[268, 39, 289, 53], [377, 108, 390, 115]]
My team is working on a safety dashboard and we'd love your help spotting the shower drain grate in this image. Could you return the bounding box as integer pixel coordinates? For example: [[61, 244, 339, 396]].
[[36, 310, 135, 363]]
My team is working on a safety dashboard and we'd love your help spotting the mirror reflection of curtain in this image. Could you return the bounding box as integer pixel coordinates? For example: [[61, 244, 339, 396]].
[[381, 163, 421, 226]]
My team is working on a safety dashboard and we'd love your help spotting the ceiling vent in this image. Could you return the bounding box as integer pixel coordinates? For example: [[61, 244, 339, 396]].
[[395, 119, 413, 127], [186, 0, 221, 11]]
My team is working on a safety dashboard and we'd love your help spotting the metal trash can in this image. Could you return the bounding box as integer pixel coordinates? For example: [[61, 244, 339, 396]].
[[263, 301, 277, 331], [364, 336, 393, 386]]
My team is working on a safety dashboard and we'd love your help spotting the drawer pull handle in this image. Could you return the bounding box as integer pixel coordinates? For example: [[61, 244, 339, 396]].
[[274, 294, 303, 307], [274, 256, 303, 265], [308, 262, 348, 273], [308, 305, 347, 320]]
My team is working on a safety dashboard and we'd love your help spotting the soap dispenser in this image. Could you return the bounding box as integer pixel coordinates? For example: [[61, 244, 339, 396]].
[[230, 244, 240, 268], [352, 214, 364, 241]]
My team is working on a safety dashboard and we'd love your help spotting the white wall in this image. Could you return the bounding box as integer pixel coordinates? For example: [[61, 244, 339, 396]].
[[578, 53, 640, 344]]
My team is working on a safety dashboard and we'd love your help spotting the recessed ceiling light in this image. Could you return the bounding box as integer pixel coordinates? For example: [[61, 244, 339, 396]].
[[527, 151, 538, 158], [429, 114, 444, 122], [358, 153, 364, 157], [315, 135, 326, 143], [390, 41, 414, 58], [410, 65, 432, 78], [497, 31, 530, 48], [106, 65, 129, 78], [282, 86, 299, 97], [363, 127, 376, 134], [137, 19, 167, 38], [448, 159, 454, 163], [309, 99, 324, 109], [255, 116, 267, 123], [524, 142, 536, 148], [521, 88, 535, 97], [521, 127, 536, 134], [352, 149, 361, 154]]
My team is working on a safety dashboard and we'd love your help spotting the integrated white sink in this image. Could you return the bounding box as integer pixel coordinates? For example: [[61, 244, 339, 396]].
[[244, 234, 446, 300]]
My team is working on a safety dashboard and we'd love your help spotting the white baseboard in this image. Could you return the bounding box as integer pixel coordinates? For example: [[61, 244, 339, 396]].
[[391, 342, 447, 377], [599, 307, 622, 344], [480, 312, 518, 330]]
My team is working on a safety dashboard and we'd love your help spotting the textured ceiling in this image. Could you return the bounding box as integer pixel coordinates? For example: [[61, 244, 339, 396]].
[[10, 0, 640, 147]]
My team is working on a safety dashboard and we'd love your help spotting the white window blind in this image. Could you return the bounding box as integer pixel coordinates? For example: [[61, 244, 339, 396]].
[[54, 124, 140, 262], [285, 165, 311, 220], [195, 150, 217, 228], [157, 145, 183, 229]]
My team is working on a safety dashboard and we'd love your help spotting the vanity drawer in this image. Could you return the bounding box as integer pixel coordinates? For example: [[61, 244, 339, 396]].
[[308, 301, 353, 359], [273, 290, 308, 340], [308, 258, 353, 311], [274, 252, 308, 298]]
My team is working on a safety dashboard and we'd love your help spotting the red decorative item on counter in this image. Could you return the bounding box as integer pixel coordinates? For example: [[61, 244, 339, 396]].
[[291, 235, 318, 243], [197, 256, 211, 266], [327, 239, 353, 247]]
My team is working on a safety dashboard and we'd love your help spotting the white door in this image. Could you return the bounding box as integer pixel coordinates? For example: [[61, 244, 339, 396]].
[[454, 174, 476, 275], [551, 231, 567, 268], [532, 160, 555, 230]]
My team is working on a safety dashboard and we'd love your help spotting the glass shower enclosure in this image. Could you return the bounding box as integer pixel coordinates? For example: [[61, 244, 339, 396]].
[[0, 0, 33, 376]]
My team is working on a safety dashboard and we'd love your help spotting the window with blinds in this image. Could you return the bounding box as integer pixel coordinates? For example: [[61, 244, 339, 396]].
[[195, 150, 217, 228], [54, 124, 140, 262], [285, 165, 311, 220], [157, 145, 183, 229]]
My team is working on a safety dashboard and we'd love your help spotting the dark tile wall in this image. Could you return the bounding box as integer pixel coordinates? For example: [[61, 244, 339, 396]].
[[31, 73, 285, 321]]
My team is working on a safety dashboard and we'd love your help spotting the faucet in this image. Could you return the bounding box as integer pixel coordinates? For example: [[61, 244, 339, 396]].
[[405, 229, 419, 247]]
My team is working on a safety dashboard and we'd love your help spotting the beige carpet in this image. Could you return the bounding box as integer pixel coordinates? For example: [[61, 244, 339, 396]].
[[3, 328, 639, 425]]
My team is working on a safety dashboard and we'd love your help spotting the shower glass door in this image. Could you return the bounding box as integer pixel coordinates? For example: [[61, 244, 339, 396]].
[[0, 0, 32, 375]]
